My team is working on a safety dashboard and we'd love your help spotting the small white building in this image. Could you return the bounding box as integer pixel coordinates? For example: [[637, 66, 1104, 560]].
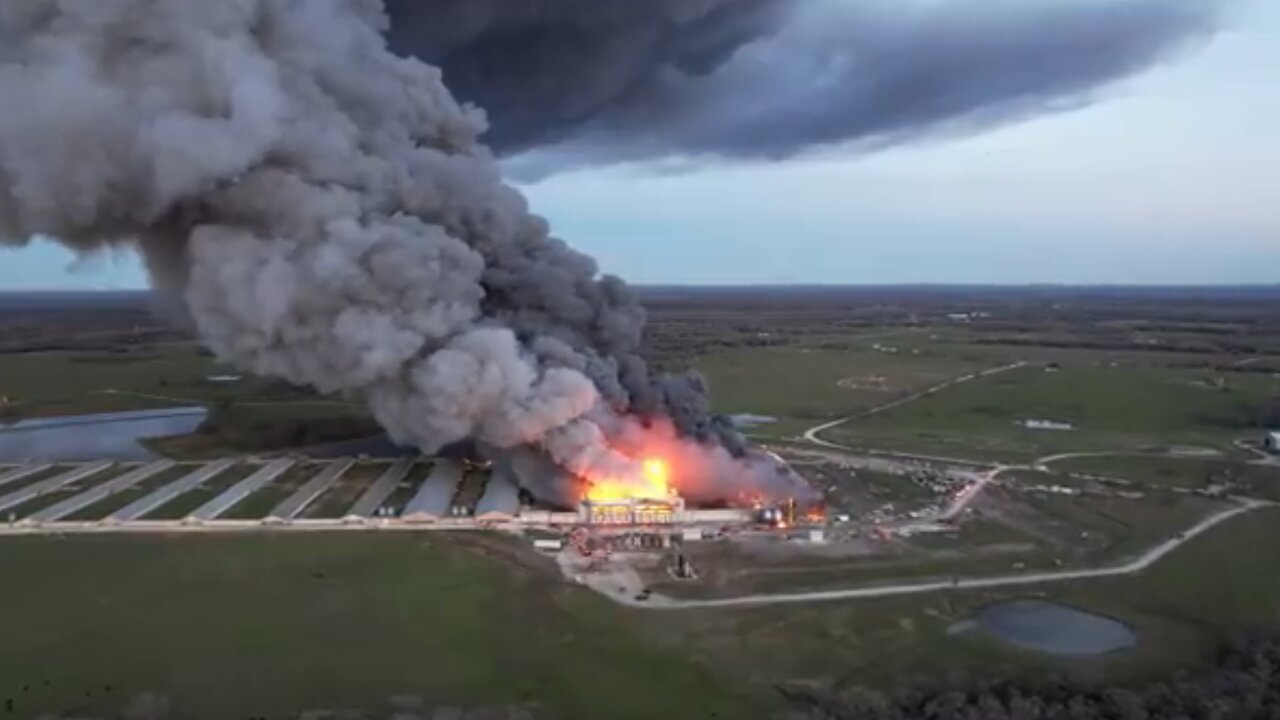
[[532, 539, 563, 552], [1020, 419, 1076, 432], [1266, 431, 1280, 454], [474, 470, 521, 522]]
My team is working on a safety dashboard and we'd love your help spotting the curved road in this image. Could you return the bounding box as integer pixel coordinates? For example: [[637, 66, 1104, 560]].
[[803, 361, 1026, 449], [603, 498, 1272, 609], [664, 358, 1277, 611], [799, 361, 1027, 522]]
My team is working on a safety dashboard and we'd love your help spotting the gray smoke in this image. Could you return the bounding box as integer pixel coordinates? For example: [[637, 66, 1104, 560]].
[[0, 0, 799, 502], [384, 0, 1224, 174]]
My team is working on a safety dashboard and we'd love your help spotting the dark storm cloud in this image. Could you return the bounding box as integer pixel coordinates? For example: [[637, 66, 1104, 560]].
[[383, 0, 786, 151], [384, 0, 1225, 174]]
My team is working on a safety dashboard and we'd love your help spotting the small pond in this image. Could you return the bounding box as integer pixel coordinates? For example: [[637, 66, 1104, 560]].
[[0, 407, 207, 462], [953, 599, 1137, 656]]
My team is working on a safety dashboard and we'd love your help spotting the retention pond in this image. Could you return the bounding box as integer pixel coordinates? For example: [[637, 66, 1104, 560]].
[[953, 599, 1137, 656]]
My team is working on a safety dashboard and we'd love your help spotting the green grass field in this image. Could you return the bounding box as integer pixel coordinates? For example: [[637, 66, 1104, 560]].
[[655, 485, 1224, 600], [0, 345, 376, 459], [905, 519, 1034, 550], [1021, 492, 1224, 560], [693, 345, 990, 439], [0, 345, 244, 419], [1, 509, 1278, 718], [859, 469, 940, 505], [998, 468, 1093, 487], [1051, 454, 1280, 494], [832, 365, 1279, 460], [668, 506, 1280, 691], [0, 533, 758, 720]]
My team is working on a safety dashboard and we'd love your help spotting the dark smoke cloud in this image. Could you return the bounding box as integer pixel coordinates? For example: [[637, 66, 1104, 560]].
[[0, 0, 805, 504], [384, 0, 1225, 174]]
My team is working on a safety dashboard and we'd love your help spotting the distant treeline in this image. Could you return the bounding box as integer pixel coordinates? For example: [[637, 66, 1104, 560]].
[[973, 337, 1275, 356], [783, 631, 1280, 719]]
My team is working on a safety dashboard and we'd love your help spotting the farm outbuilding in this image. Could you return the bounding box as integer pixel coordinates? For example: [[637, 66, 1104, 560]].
[[346, 459, 413, 519], [475, 468, 520, 521], [401, 461, 463, 522]]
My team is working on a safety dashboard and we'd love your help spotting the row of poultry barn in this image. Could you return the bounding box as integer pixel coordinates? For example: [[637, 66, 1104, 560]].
[[0, 457, 523, 525], [400, 461, 523, 522], [0, 456, 751, 527]]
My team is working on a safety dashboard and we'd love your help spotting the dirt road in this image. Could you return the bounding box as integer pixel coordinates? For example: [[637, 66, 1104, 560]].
[[609, 498, 1272, 609], [802, 362, 1027, 448]]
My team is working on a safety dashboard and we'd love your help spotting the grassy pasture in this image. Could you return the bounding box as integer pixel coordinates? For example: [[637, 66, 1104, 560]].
[[834, 365, 1278, 459]]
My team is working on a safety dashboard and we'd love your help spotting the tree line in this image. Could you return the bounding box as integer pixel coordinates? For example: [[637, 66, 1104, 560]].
[[783, 632, 1280, 720]]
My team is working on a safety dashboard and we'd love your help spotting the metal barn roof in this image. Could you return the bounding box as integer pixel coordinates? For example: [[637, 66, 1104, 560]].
[[402, 460, 463, 520], [474, 467, 520, 520]]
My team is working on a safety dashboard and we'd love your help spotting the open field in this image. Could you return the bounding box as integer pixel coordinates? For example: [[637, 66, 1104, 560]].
[[828, 364, 1279, 460], [0, 533, 757, 720], [1052, 453, 1280, 494], [0, 344, 345, 423], [2, 288, 1279, 714], [5, 288, 1278, 465], [2, 510, 1279, 718], [694, 344, 991, 437], [1010, 490, 1224, 560], [644, 483, 1227, 601], [0, 340, 378, 457], [646, 540, 1052, 600], [666, 506, 1280, 692], [796, 458, 941, 517]]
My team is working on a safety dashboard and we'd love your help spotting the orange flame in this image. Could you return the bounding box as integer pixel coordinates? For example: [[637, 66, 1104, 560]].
[[586, 457, 673, 503]]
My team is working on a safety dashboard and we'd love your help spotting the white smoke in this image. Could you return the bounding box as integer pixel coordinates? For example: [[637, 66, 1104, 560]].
[[0, 0, 795, 501]]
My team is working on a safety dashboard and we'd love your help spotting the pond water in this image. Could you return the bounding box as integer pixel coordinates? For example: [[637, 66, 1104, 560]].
[[954, 599, 1137, 656], [0, 407, 207, 462]]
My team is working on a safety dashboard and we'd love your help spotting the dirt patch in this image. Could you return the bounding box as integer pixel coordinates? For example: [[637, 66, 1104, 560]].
[[450, 532, 563, 581], [836, 374, 893, 391]]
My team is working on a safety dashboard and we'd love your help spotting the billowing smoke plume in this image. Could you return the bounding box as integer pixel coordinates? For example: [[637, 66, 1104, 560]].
[[0, 0, 806, 502], [384, 0, 1224, 174], [0, 0, 1221, 504]]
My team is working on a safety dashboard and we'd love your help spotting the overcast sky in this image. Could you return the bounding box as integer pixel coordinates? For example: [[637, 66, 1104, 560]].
[[3, 0, 1277, 289]]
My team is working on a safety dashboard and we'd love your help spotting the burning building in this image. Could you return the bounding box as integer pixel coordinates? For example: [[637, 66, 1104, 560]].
[[7, 1, 1166, 512], [577, 457, 683, 525], [580, 497, 686, 526]]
